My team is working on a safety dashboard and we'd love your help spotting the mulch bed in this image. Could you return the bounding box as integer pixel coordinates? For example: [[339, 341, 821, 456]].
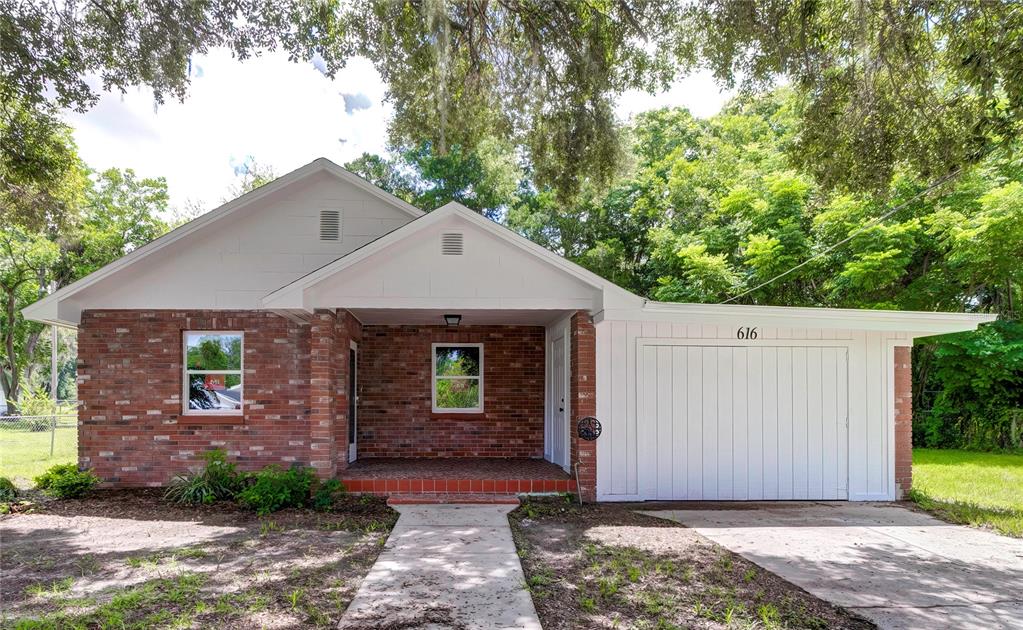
[[30, 487, 398, 530], [510, 498, 875, 629]]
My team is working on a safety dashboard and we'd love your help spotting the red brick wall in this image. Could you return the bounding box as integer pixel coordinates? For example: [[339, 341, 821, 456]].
[[77, 310, 311, 486], [894, 345, 913, 499], [356, 325, 545, 458], [569, 311, 597, 501]]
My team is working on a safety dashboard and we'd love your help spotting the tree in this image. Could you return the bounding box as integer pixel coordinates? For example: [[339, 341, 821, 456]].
[[0, 101, 86, 232], [343, 0, 690, 200], [681, 0, 1023, 194], [0, 227, 59, 411], [0, 164, 171, 411], [345, 139, 524, 219], [226, 158, 279, 200]]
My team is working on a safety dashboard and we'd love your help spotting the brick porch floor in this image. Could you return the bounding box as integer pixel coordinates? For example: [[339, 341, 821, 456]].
[[341, 457, 575, 495]]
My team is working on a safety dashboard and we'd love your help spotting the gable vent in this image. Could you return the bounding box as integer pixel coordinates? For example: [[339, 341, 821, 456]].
[[319, 210, 340, 241], [441, 232, 464, 255]]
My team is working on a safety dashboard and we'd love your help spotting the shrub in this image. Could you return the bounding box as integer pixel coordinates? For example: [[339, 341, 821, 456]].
[[164, 449, 242, 505], [237, 465, 316, 515], [11, 386, 76, 431], [34, 464, 100, 499], [312, 479, 346, 511], [0, 477, 18, 502]]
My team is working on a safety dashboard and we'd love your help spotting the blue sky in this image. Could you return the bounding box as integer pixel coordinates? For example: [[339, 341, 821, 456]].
[[63, 49, 732, 215]]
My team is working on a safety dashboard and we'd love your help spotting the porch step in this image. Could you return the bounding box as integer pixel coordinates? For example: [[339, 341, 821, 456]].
[[386, 493, 521, 505], [342, 478, 576, 495]]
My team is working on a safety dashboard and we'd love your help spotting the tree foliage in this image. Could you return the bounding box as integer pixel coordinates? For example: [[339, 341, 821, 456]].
[[0, 114, 171, 412], [356, 88, 1020, 449]]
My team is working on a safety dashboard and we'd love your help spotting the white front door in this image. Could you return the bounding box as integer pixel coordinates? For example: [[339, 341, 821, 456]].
[[550, 334, 569, 470], [637, 344, 849, 500], [348, 341, 358, 463]]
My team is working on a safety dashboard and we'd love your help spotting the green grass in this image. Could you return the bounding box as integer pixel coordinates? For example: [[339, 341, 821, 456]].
[[911, 448, 1023, 538], [0, 426, 78, 485]]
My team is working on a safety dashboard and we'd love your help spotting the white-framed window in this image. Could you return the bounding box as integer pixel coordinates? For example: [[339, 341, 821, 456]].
[[432, 343, 483, 413], [183, 331, 243, 414]]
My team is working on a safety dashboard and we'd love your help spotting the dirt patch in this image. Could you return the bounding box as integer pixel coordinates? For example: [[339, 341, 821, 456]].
[[1, 490, 398, 628], [511, 498, 874, 629]]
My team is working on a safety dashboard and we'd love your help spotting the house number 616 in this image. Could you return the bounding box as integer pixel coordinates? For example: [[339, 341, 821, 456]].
[[736, 326, 758, 340]]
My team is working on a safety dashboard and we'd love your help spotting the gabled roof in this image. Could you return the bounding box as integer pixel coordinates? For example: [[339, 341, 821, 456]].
[[261, 201, 645, 311], [23, 158, 424, 326]]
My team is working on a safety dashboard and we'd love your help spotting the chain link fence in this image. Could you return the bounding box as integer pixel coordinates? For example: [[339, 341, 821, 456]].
[[0, 413, 79, 484]]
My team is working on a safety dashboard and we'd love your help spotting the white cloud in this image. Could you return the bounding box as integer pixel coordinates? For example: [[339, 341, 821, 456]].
[[64, 51, 732, 214], [617, 69, 734, 120], [64, 49, 392, 215]]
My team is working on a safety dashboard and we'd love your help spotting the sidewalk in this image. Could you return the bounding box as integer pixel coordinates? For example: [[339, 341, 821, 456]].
[[339, 504, 542, 629]]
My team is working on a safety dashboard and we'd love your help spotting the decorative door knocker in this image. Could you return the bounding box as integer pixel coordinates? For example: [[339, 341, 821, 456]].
[[577, 416, 602, 441]]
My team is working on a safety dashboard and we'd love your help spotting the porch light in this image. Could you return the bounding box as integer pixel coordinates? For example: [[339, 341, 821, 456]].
[[444, 313, 462, 326]]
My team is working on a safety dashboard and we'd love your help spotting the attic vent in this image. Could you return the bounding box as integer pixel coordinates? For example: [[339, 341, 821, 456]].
[[441, 232, 464, 255], [319, 210, 340, 241]]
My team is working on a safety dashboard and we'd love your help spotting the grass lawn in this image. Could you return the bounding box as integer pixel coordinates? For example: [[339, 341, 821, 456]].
[[910, 448, 1023, 538], [1, 489, 397, 628], [0, 426, 78, 485]]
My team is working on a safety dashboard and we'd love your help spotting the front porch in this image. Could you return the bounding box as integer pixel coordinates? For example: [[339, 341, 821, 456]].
[[311, 306, 597, 500], [340, 457, 577, 497]]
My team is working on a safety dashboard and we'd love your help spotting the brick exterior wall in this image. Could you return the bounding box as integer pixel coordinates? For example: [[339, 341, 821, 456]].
[[76, 311, 556, 487], [569, 311, 597, 501], [357, 325, 545, 458], [78, 310, 311, 486], [894, 345, 913, 499]]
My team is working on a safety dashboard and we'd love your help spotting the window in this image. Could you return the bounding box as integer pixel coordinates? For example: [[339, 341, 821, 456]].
[[432, 343, 482, 413], [184, 332, 243, 414]]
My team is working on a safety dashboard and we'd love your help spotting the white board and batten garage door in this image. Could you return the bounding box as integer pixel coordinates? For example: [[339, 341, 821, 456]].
[[635, 339, 850, 501], [596, 321, 913, 502]]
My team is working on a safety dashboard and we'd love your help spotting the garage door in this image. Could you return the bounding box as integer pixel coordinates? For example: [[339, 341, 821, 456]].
[[637, 344, 849, 500]]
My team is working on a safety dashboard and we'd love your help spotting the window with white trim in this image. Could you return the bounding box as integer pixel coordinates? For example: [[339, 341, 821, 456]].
[[184, 332, 243, 413], [432, 343, 483, 413]]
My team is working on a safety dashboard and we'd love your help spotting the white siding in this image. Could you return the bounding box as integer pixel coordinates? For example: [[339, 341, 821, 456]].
[[595, 320, 906, 501], [305, 214, 602, 311], [66, 171, 415, 311]]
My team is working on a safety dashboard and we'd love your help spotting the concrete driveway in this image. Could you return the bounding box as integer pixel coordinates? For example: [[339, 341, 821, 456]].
[[644, 503, 1023, 630]]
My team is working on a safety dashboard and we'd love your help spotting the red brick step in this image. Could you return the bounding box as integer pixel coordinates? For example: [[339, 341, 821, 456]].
[[387, 493, 521, 505]]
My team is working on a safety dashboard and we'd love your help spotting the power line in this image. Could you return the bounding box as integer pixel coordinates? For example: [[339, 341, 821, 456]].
[[719, 165, 972, 305]]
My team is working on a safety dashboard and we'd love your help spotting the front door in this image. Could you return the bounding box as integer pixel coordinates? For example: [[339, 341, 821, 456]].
[[550, 334, 568, 470], [348, 342, 358, 463]]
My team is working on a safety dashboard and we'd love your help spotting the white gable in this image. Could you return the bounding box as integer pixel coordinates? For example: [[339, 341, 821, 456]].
[[24, 160, 421, 325], [306, 213, 600, 311], [262, 203, 646, 315]]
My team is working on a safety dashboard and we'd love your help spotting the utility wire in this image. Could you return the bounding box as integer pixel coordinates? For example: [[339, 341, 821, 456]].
[[719, 164, 972, 305]]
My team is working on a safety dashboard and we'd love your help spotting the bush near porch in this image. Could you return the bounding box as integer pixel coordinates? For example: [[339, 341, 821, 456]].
[[910, 448, 1023, 538]]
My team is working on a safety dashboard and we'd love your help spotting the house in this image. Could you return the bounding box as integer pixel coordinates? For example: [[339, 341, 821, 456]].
[[23, 158, 994, 502]]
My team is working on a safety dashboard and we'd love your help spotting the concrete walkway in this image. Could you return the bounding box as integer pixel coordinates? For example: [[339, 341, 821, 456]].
[[644, 503, 1023, 630], [339, 504, 541, 630]]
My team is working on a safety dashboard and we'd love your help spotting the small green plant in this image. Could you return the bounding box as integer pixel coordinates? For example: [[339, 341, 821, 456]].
[[579, 595, 597, 612], [287, 588, 304, 610], [164, 449, 241, 505], [26, 576, 74, 597], [0, 476, 18, 502], [237, 465, 316, 515], [13, 385, 76, 431], [259, 520, 282, 536], [311, 478, 346, 511], [34, 464, 100, 499]]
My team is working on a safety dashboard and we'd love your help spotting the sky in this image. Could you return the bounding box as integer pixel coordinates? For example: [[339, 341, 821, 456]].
[[63, 49, 733, 215]]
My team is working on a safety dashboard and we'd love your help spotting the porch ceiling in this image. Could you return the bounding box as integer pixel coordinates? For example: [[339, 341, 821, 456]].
[[349, 308, 573, 326]]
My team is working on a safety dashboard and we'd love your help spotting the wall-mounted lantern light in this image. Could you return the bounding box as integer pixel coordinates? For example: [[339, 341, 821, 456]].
[[444, 313, 462, 326]]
